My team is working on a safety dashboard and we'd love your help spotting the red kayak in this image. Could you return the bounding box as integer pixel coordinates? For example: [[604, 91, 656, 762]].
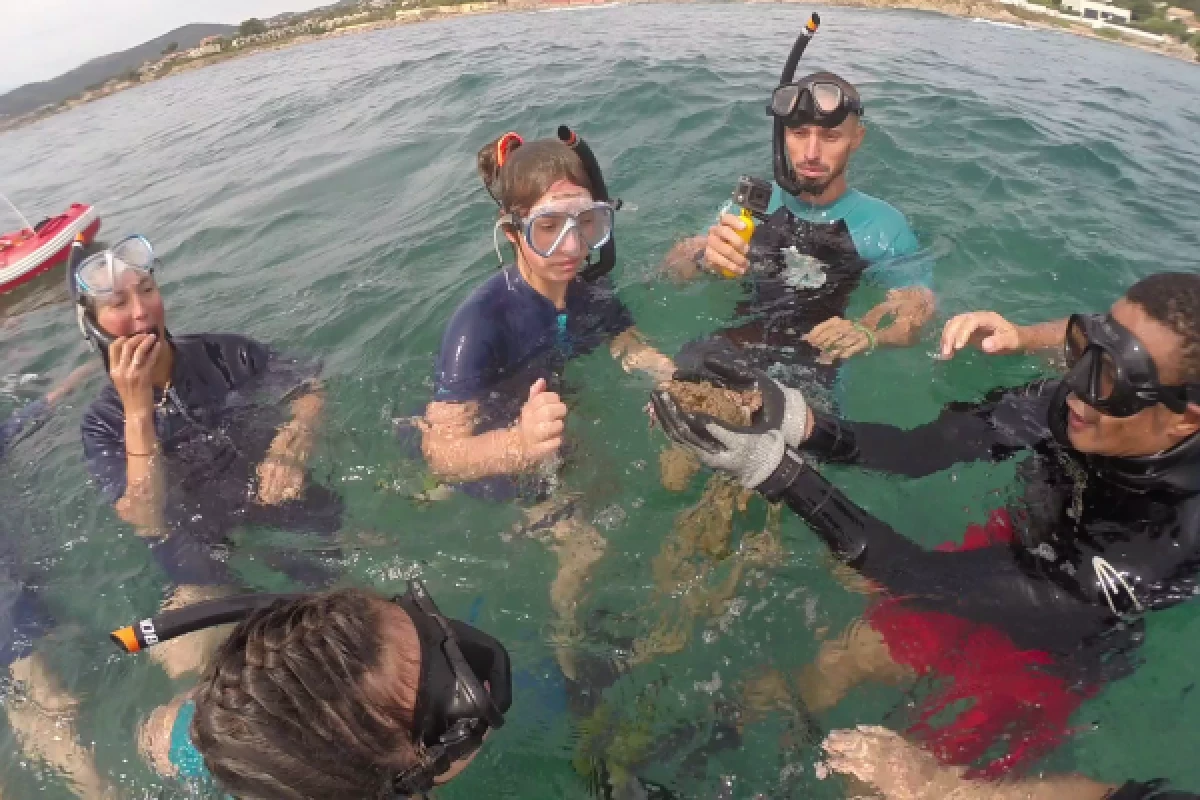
[[0, 204, 101, 294]]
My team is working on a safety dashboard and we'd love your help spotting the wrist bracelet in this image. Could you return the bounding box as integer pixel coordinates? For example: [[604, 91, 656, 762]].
[[126, 449, 161, 457], [852, 321, 877, 352]]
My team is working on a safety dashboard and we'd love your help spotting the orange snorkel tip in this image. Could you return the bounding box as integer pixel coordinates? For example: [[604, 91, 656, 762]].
[[111, 626, 142, 653], [806, 12, 820, 32], [496, 132, 523, 168]]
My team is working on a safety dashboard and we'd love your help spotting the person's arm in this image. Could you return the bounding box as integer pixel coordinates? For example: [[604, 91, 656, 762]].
[[822, 726, 1119, 800], [804, 286, 937, 361], [610, 328, 675, 384], [256, 384, 324, 505], [939, 312, 1068, 360], [802, 381, 1055, 478], [420, 379, 566, 482], [105, 335, 169, 534], [661, 235, 708, 281]]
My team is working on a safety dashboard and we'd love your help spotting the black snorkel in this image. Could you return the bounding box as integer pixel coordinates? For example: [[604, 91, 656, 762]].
[[65, 239, 116, 366], [558, 125, 620, 282], [771, 13, 821, 196]]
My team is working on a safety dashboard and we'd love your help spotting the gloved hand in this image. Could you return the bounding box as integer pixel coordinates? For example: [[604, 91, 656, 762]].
[[650, 387, 787, 490], [673, 352, 811, 448]]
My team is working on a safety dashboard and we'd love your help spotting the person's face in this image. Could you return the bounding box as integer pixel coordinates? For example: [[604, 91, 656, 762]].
[[783, 116, 864, 196], [93, 269, 166, 338], [506, 179, 594, 285], [1065, 298, 1200, 457]]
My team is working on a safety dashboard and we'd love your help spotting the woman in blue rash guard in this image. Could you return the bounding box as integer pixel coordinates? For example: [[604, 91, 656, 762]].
[[420, 133, 674, 676]]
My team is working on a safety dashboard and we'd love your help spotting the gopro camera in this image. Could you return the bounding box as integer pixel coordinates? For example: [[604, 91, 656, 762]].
[[733, 176, 773, 219]]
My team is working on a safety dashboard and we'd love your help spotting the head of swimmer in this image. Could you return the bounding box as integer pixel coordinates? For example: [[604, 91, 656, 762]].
[[86, 265, 167, 344], [783, 73, 865, 201], [188, 588, 483, 800], [479, 137, 595, 286], [1066, 273, 1200, 459]]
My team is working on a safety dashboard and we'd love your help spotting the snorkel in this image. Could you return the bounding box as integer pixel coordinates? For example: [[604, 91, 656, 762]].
[[557, 125, 619, 282], [111, 583, 513, 798], [65, 239, 116, 365], [771, 13, 822, 196]]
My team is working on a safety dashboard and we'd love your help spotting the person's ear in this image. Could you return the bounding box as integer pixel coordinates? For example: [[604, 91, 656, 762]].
[[850, 118, 865, 150]]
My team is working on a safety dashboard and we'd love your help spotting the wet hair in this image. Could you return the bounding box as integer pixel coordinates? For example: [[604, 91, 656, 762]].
[[1125, 272, 1200, 383], [189, 589, 423, 800], [477, 136, 593, 217]]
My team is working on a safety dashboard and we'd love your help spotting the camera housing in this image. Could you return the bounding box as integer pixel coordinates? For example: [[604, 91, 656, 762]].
[[733, 176, 773, 219]]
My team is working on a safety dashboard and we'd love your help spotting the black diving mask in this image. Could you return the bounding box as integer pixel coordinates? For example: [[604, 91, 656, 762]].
[[109, 580, 512, 798], [769, 77, 863, 129], [391, 580, 511, 796], [1064, 313, 1200, 418]]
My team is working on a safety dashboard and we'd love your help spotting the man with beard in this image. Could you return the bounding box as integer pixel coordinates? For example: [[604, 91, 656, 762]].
[[667, 72, 934, 374]]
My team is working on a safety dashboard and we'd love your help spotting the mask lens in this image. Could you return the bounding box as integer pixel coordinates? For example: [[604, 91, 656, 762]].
[[576, 206, 613, 249], [528, 212, 570, 256], [1065, 317, 1089, 368], [1096, 352, 1118, 401], [811, 82, 844, 114], [112, 236, 155, 271], [771, 84, 800, 117]]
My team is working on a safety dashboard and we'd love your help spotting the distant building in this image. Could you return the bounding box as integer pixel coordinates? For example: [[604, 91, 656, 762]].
[[1166, 6, 1199, 29], [199, 35, 223, 46], [186, 42, 223, 58], [1061, 0, 1132, 22]]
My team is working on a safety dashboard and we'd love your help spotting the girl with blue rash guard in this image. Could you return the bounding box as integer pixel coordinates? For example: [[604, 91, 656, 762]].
[[421, 134, 674, 675]]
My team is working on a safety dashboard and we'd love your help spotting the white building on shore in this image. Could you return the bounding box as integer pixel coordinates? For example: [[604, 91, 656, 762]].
[[1060, 0, 1132, 22]]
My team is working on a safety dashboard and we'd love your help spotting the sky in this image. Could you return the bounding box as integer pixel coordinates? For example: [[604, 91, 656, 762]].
[[0, 0, 334, 91]]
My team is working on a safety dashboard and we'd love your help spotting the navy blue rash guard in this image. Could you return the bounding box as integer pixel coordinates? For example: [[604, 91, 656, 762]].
[[434, 265, 635, 432], [81, 333, 341, 588]]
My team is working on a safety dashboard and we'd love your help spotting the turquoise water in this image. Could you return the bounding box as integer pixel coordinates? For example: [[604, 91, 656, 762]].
[[2, 4, 1200, 797]]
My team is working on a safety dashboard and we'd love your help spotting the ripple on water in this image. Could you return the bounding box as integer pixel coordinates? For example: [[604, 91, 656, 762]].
[[1, 5, 1200, 798]]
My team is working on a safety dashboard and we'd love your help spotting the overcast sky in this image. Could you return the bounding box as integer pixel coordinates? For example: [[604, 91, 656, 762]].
[[1, 1, 333, 91]]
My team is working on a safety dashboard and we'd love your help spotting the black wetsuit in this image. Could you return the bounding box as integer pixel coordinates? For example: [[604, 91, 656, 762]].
[[81, 333, 342, 588], [682, 185, 927, 393], [769, 378, 1200, 677]]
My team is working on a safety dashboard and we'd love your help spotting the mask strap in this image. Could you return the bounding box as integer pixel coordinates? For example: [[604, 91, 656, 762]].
[[493, 213, 518, 265]]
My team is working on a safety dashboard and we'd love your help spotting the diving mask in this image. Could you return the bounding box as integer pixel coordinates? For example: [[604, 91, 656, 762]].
[[769, 74, 863, 129], [516, 200, 615, 259], [1064, 313, 1200, 418], [74, 234, 159, 299]]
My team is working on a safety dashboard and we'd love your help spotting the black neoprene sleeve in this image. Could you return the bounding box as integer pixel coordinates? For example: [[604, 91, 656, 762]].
[[769, 456, 1110, 651], [803, 381, 1059, 477]]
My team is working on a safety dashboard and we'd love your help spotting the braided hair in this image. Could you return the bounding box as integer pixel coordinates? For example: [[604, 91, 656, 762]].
[[189, 589, 423, 800]]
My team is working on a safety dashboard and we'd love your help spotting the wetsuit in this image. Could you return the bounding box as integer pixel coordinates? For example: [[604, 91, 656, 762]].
[[431, 265, 634, 499], [1, 399, 55, 669], [81, 333, 342, 588], [687, 183, 929, 390], [761, 379, 1200, 777]]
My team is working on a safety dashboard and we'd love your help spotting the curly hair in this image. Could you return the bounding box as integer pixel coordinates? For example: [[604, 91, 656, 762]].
[[189, 589, 423, 800], [1125, 272, 1200, 384]]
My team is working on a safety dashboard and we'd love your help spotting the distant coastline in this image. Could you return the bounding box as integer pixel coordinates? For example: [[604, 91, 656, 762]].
[[1, 0, 1196, 134]]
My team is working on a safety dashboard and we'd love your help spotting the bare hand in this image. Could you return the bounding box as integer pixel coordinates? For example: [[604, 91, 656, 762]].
[[517, 378, 567, 467], [703, 213, 750, 278], [805, 317, 874, 363], [257, 456, 306, 505], [938, 311, 1020, 360], [821, 726, 957, 799], [108, 334, 162, 413]]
